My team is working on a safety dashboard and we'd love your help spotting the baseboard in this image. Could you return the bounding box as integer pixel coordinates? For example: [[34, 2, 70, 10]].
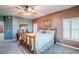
[[56, 42, 79, 50]]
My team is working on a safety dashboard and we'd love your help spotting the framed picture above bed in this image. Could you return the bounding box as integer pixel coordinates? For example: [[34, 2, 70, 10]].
[[43, 20, 52, 29]]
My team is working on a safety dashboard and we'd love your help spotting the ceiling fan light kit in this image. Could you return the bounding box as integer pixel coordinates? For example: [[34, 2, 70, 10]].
[[23, 12, 30, 16]]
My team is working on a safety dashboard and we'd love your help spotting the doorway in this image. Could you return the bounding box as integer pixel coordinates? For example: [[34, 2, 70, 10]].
[[0, 21, 4, 41]]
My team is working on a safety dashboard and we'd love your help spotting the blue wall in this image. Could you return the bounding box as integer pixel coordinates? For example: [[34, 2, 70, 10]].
[[0, 16, 3, 22], [13, 17, 33, 39], [0, 16, 33, 40], [4, 16, 13, 40]]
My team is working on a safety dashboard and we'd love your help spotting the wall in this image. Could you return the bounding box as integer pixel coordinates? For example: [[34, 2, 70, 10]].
[[0, 16, 32, 40], [0, 16, 4, 40], [13, 16, 33, 39], [33, 6, 79, 48], [4, 16, 13, 40]]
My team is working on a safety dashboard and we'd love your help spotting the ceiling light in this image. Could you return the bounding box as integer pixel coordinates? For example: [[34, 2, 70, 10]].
[[27, 8, 32, 12], [23, 12, 27, 16]]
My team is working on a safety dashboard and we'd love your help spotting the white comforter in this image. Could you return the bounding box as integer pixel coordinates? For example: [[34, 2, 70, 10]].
[[31, 32, 55, 50]]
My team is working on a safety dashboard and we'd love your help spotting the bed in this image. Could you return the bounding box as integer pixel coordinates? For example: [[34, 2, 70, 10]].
[[19, 29, 56, 54]]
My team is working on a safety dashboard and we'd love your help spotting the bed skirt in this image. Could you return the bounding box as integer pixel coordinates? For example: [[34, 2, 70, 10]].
[[36, 39, 54, 54]]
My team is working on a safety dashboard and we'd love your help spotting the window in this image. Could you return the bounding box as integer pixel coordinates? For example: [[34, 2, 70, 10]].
[[63, 17, 79, 41]]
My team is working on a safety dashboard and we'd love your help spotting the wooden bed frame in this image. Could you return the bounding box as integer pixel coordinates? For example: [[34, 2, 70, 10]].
[[20, 32, 37, 53], [19, 28, 57, 54]]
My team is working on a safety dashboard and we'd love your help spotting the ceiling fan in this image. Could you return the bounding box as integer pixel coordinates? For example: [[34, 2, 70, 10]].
[[16, 5, 39, 16]]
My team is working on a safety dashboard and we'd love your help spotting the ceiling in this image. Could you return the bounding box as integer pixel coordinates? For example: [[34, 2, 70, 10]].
[[0, 5, 76, 20]]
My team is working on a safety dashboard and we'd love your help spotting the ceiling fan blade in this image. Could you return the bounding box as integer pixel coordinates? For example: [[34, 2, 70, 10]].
[[31, 12, 38, 16], [32, 13, 38, 16], [32, 7, 40, 13], [32, 10, 39, 15], [16, 6, 25, 11], [18, 12, 23, 14]]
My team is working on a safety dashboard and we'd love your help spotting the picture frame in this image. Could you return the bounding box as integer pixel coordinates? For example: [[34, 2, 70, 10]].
[[43, 20, 52, 29]]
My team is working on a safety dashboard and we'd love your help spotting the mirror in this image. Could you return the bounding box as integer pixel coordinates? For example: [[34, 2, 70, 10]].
[[19, 24, 28, 32]]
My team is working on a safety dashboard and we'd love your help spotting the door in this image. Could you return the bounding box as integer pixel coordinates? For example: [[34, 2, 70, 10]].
[[0, 22, 4, 41], [33, 23, 38, 33]]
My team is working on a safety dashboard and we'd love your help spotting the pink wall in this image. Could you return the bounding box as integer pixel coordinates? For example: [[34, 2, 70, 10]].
[[33, 6, 79, 48]]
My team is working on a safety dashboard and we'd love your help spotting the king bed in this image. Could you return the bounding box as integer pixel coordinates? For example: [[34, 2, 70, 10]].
[[19, 28, 56, 54]]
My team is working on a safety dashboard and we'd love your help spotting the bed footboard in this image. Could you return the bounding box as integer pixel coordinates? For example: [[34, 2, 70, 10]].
[[20, 33, 37, 54]]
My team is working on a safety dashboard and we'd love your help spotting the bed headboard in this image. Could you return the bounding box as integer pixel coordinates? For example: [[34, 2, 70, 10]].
[[38, 28, 57, 33]]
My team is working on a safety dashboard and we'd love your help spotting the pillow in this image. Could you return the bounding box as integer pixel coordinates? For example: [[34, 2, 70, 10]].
[[42, 30, 47, 33], [48, 30, 55, 34]]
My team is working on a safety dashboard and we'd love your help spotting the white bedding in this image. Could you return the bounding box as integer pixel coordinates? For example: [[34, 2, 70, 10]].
[[31, 32, 55, 51]]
